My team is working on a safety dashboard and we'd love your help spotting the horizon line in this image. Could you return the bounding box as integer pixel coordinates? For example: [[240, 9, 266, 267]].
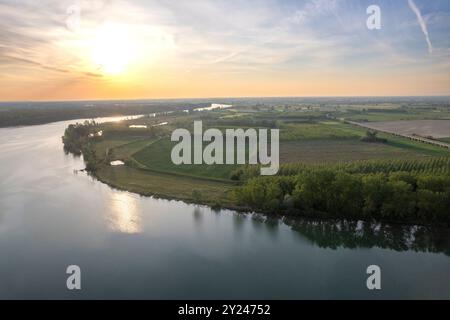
[[1, 94, 450, 104]]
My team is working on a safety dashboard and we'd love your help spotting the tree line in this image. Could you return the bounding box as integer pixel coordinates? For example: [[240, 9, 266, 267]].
[[231, 157, 450, 180], [62, 121, 101, 172], [233, 170, 450, 224]]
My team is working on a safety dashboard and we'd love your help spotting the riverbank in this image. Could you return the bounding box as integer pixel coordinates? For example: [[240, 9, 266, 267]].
[[62, 111, 450, 226], [92, 166, 450, 228], [94, 166, 237, 209]]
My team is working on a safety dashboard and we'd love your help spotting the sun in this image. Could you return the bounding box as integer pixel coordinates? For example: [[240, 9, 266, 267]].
[[90, 24, 137, 76]]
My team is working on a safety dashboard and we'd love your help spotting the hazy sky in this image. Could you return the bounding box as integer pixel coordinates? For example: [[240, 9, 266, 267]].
[[1, 0, 450, 100]]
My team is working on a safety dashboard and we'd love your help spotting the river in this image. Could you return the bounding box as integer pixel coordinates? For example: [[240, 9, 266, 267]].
[[0, 117, 448, 299]]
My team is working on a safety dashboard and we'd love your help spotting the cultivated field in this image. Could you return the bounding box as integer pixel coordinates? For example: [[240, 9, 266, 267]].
[[279, 139, 430, 164], [362, 120, 450, 139]]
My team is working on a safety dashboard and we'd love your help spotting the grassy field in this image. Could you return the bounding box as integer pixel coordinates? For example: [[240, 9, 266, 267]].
[[90, 135, 238, 207], [112, 139, 160, 160], [132, 138, 241, 181], [92, 139, 136, 158], [96, 166, 235, 206]]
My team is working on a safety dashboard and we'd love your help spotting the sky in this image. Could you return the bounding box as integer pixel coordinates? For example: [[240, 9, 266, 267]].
[[1, 0, 450, 101]]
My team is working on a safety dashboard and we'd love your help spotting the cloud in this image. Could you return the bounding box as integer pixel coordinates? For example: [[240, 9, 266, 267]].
[[288, 0, 340, 24], [0, 1, 116, 74], [2, 55, 69, 73], [407, 0, 433, 54], [1, 0, 450, 99]]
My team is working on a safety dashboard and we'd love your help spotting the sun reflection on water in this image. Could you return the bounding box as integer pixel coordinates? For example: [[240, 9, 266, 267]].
[[108, 192, 142, 234]]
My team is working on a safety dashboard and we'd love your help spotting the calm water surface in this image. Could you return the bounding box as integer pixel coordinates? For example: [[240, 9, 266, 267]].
[[0, 118, 449, 299]]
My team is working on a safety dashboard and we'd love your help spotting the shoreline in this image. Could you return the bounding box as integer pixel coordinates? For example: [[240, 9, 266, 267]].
[[89, 165, 449, 228], [62, 112, 450, 228]]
